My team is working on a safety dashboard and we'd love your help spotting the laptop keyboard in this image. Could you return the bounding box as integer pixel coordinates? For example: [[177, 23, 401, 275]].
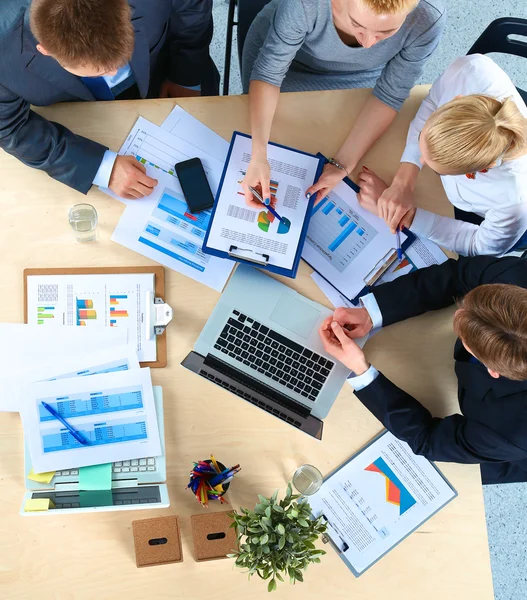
[[54, 457, 156, 477], [213, 310, 334, 402]]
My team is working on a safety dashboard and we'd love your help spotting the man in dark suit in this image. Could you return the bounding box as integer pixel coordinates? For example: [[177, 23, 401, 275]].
[[0, 0, 219, 198], [318, 256, 527, 484]]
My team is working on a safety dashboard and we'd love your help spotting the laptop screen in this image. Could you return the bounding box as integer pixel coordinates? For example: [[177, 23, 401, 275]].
[[31, 486, 162, 509]]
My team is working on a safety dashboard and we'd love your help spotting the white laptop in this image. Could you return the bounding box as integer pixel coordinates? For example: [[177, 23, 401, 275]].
[[21, 386, 169, 515]]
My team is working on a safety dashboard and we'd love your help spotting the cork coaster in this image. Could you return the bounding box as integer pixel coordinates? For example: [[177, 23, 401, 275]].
[[132, 515, 183, 567], [190, 511, 238, 562]]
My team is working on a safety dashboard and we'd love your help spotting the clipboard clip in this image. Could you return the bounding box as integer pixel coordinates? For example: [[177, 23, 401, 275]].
[[363, 249, 400, 288], [145, 290, 173, 340], [228, 245, 270, 266]]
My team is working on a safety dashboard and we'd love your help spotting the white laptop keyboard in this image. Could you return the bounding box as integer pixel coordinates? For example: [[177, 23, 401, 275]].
[[54, 457, 157, 477]]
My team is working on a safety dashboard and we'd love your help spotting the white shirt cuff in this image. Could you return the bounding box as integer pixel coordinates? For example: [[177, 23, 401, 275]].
[[347, 365, 379, 391], [400, 143, 423, 169], [409, 207, 436, 238], [359, 293, 383, 329], [92, 150, 118, 188]]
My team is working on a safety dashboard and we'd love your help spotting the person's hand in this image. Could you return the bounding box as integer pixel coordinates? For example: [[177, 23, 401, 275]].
[[305, 163, 347, 206], [376, 171, 416, 233], [108, 155, 158, 200], [331, 306, 373, 339], [241, 156, 272, 209], [159, 79, 201, 98], [319, 318, 370, 374], [357, 166, 388, 216]]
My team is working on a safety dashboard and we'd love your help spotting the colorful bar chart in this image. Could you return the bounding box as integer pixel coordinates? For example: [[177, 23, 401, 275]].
[[76, 298, 97, 326], [37, 306, 55, 325], [322, 202, 335, 215], [110, 308, 129, 318], [329, 221, 357, 252]]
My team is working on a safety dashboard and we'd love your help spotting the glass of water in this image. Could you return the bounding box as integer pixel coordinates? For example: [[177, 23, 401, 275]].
[[68, 203, 98, 242], [292, 464, 323, 496]]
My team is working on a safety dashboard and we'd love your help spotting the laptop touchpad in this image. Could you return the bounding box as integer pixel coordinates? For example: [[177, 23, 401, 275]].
[[270, 294, 321, 339]]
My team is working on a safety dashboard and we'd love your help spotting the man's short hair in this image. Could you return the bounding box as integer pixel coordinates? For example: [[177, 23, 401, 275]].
[[357, 0, 419, 14], [30, 0, 135, 71], [453, 284, 527, 381]]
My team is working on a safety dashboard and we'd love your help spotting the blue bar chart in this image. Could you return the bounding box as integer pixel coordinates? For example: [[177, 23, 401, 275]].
[[307, 193, 378, 273]]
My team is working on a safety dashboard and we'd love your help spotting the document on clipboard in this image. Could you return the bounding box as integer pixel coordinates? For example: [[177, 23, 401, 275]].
[[308, 430, 457, 577], [202, 132, 324, 278], [301, 179, 411, 302]]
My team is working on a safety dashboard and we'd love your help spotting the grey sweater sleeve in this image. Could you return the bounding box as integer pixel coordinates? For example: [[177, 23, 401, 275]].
[[250, 0, 310, 87], [373, 6, 446, 111]]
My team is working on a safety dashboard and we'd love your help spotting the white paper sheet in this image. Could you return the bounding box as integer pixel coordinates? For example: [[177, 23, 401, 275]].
[[22, 368, 161, 473], [205, 134, 321, 271], [311, 235, 447, 308], [0, 346, 139, 413], [105, 116, 234, 291], [303, 181, 408, 301], [26, 273, 156, 362], [101, 116, 225, 206], [161, 105, 229, 162], [308, 431, 456, 575], [0, 325, 127, 412]]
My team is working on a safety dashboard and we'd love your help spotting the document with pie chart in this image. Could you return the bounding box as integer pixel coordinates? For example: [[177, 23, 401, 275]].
[[308, 431, 457, 576], [203, 133, 322, 274]]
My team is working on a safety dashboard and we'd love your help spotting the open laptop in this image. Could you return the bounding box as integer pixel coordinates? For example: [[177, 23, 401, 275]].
[[182, 265, 358, 440], [21, 386, 169, 515]]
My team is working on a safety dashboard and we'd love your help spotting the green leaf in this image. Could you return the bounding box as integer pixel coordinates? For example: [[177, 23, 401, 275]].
[[275, 572, 284, 582], [298, 519, 309, 528], [271, 489, 279, 504], [262, 517, 273, 529], [265, 506, 272, 518], [258, 495, 270, 505], [276, 523, 285, 535], [268, 579, 277, 593], [272, 505, 284, 513], [226, 553, 237, 559], [278, 535, 286, 550], [262, 545, 270, 554], [295, 570, 304, 582], [260, 534, 269, 545]]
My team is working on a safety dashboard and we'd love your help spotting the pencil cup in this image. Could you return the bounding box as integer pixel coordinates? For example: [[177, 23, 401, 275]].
[[188, 458, 237, 507], [207, 460, 230, 495]]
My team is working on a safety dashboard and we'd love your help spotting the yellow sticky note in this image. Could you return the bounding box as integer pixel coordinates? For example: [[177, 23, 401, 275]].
[[24, 498, 55, 512], [28, 468, 55, 484]]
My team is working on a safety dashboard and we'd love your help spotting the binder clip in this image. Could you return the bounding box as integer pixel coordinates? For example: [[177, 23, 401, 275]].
[[145, 290, 173, 341], [228, 245, 270, 266]]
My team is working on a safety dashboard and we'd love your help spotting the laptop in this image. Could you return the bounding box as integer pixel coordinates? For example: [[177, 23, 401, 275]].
[[182, 265, 359, 440], [21, 386, 169, 515]]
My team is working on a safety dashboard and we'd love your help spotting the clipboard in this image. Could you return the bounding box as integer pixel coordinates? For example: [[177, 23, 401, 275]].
[[202, 131, 324, 278], [23, 266, 171, 368], [312, 430, 458, 577], [303, 155, 416, 305]]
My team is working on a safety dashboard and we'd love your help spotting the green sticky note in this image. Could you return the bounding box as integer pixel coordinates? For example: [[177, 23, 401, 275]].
[[79, 463, 112, 491]]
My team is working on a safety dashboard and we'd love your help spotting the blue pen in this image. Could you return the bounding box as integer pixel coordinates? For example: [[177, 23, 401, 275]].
[[248, 186, 284, 222], [396, 228, 403, 262], [41, 401, 89, 446]]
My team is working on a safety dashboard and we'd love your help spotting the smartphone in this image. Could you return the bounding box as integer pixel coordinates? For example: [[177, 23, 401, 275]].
[[174, 158, 215, 213]]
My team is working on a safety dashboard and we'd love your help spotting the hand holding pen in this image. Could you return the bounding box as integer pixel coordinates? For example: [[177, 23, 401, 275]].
[[248, 186, 284, 223]]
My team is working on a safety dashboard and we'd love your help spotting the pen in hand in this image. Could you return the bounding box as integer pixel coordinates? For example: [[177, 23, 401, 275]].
[[396, 228, 403, 262], [41, 401, 90, 446], [248, 186, 284, 223]]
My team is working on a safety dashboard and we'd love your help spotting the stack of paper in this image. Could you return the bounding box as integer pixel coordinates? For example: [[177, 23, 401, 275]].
[[101, 108, 234, 292]]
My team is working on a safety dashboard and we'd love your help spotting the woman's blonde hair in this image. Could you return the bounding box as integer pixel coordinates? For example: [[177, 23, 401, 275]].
[[423, 94, 527, 174], [357, 0, 419, 15]]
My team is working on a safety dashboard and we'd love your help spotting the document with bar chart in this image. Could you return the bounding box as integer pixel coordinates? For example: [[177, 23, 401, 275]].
[[26, 273, 156, 362], [308, 431, 456, 576], [22, 368, 161, 473], [302, 180, 407, 301]]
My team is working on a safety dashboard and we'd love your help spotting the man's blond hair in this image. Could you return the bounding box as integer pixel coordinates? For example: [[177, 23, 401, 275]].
[[357, 0, 419, 14], [424, 95, 527, 174]]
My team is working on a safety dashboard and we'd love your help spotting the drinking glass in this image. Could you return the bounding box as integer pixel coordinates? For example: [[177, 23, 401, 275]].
[[292, 464, 323, 496], [68, 203, 98, 242]]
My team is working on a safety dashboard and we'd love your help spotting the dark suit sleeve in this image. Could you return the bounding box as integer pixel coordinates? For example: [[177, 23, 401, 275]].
[[167, 0, 215, 88], [0, 83, 107, 194], [373, 255, 526, 326], [355, 373, 527, 464]]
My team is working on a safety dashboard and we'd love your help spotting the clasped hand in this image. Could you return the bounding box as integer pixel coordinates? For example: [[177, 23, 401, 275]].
[[318, 307, 373, 374]]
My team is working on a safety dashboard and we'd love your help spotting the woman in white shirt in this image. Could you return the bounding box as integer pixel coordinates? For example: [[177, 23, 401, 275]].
[[357, 54, 527, 256]]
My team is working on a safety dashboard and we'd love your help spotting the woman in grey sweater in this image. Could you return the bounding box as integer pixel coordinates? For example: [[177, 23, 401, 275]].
[[241, 0, 445, 208]]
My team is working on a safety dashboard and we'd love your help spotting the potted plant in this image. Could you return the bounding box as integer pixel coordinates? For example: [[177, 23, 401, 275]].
[[228, 483, 327, 592]]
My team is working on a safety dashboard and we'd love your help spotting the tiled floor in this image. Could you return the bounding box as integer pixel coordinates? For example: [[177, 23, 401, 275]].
[[210, 2, 527, 599]]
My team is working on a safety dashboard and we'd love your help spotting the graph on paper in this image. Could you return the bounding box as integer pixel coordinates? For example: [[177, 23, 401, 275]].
[[306, 193, 378, 273]]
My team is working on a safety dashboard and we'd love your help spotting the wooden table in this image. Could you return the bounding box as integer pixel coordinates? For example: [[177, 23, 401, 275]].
[[0, 88, 494, 599]]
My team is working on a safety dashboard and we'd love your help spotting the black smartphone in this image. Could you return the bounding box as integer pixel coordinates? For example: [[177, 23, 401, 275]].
[[174, 157, 215, 213]]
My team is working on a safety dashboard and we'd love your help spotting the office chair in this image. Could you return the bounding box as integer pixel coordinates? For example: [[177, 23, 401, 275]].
[[223, 0, 271, 95], [467, 17, 527, 103]]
